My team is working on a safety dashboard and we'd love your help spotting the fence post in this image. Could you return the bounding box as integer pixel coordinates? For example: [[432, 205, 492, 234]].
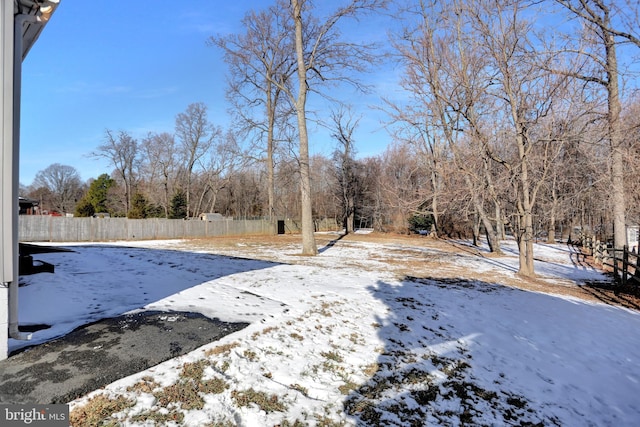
[[612, 246, 619, 284], [622, 246, 629, 286], [601, 241, 609, 266]]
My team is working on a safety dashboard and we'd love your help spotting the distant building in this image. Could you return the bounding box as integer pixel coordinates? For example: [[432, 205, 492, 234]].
[[200, 213, 225, 221], [18, 197, 39, 215]]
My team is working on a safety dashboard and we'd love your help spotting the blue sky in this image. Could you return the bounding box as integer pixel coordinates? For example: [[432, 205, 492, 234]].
[[19, 1, 396, 185]]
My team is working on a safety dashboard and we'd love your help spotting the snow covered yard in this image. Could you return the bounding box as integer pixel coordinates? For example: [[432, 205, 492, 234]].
[[15, 234, 640, 426]]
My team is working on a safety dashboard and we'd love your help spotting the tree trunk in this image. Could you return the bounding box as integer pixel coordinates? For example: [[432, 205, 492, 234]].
[[548, 213, 557, 244], [605, 32, 626, 250], [472, 213, 480, 247], [347, 196, 355, 233], [266, 82, 276, 226], [430, 167, 439, 238], [465, 174, 501, 254], [292, 0, 317, 255], [516, 132, 535, 277], [495, 201, 505, 241], [547, 176, 558, 244]]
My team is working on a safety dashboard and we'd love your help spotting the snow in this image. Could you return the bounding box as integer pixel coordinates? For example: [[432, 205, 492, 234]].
[[12, 235, 640, 426]]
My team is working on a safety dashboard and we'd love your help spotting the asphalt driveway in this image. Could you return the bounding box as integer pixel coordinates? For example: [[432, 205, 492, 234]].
[[0, 311, 248, 404]]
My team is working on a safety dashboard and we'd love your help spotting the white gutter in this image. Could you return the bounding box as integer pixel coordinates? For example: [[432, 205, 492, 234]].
[[8, 12, 38, 341]]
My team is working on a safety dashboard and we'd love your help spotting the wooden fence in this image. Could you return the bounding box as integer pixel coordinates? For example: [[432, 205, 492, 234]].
[[19, 216, 340, 243], [582, 236, 640, 286]]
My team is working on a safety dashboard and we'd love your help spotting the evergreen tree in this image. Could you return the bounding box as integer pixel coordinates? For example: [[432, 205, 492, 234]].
[[169, 190, 188, 219], [74, 198, 95, 217], [128, 193, 149, 219], [74, 174, 115, 217]]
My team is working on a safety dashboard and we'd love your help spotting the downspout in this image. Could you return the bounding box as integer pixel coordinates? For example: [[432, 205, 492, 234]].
[[8, 12, 38, 341]]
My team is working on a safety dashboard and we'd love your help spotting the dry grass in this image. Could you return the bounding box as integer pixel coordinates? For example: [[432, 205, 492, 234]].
[[231, 388, 288, 413], [205, 341, 240, 357], [70, 394, 135, 427], [180, 232, 640, 310]]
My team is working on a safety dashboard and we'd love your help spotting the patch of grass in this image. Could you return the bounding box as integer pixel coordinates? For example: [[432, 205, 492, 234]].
[[243, 349, 258, 361], [205, 341, 240, 357], [442, 360, 471, 378], [321, 361, 340, 373], [203, 420, 236, 427], [344, 398, 381, 425], [180, 359, 210, 380], [411, 387, 439, 405], [70, 394, 135, 427], [231, 388, 288, 413], [200, 377, 230, 394], [314, 301, 336, 317], [264, 346, 285, 356], [251, 326, 279, 340], [321, 350, 344, 363], [126, 376, 160, 394], [290, 332, 305, 341], [362, 362, 379, 377], [154, 381, 205, 410], [130, 409, 184, 424], [278, 419, 307, 427], [338, 378, 359, 395], [359, 377, 392, 400], [314, 414, 348, 427], [212, 360, 230, 373], [404, 367, 435, 385], [290, 383, 309, 396], [348, 332, 365, 345]]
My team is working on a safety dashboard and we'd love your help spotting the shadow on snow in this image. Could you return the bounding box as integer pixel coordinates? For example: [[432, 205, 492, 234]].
[[343, 275, 640, 426]]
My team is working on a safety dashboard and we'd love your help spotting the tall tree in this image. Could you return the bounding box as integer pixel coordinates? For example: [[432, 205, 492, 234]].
[[192, 130, 244, 216], [283, 0, 387, 255], [175, 102, 220, 218], [389, 0, 503, 251], [378, 142, 428, 233], [210, 1, 296, 223], [467, 0, 570, 276], [140, 132, 178, 218], [75, 173, 115, 216], [32, 163, 82, 214], [92, 129, 140, 215], [330, 107, 361, 234], [552, 0, 640, 249]]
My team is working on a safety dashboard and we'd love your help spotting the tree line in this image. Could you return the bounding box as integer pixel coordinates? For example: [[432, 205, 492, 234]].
[[21, 0, 640, 276]]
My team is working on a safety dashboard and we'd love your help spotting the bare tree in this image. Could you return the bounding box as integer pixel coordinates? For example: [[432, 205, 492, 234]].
[[175, 102, 221, 218], [330, 107, 361, 234], [388, 0, 503, 251], [33, 163, 82, 214], [551, 0, 640, 249], [464, 0, 573, 276], [377, 141, 429, 233], [210, 1, 296, 223], [140, 132, 178, 218], [192, 130, 244, 217], [310, 154, 341, 225], [282, 0, 387, 254], [92, 129, 140, 215]]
